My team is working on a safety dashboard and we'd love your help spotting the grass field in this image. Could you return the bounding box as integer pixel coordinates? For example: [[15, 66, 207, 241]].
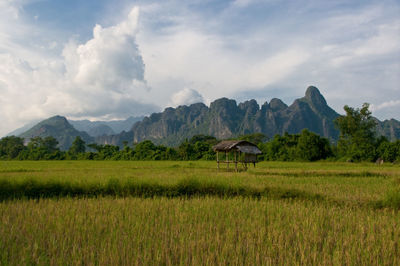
[[0, 161, 399, 265]]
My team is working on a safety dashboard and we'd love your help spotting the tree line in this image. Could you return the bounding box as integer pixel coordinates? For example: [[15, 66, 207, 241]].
[[1, 104, 400, 162], [0, 135, 218, 161]]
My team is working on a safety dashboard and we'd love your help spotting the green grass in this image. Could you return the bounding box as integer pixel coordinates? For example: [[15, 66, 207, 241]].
[[0, 176, 328, 202], [0, 161, 398, 207], [0, 161, 399, 264]]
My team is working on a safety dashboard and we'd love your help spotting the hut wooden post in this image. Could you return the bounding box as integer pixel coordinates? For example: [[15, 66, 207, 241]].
[[234, 151, 237, 172], [217, 151, 219, 170], [226, 151, 229, 169], [212, 140, 261, 172]]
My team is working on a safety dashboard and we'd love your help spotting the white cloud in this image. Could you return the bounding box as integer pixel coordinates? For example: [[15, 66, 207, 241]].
[[370, 100, 400, 112], [1, 0, 400, 136], [138, 27, 309, 103], [63, 7, 145, 92], [244, 49, 310, 88], [0, 0, 21, 20], [232, 0, 255, 8], [0, 6, 157, 136], [170, 88, 204, 107], [133, 2, 399, 122], [231, 0, 275, 8], [329, 21, 400, 67]]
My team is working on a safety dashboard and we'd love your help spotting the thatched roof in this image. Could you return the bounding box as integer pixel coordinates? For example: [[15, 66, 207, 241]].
[[212, 140, 262, 154]]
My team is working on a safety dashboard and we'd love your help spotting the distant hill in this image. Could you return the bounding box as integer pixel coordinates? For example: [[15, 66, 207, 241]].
[[375, 118, 400, 141], [14, 86, 400, 148], [120, 86, 341, 146], [6, 120, 41, 137], [19, 116, 94, 150], [69, 116, 144, 137], [101, 86, 398, 146]]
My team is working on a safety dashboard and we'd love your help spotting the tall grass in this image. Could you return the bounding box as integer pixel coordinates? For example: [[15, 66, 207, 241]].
[[0, 161, 396, 202], [0, 161, 399, 264], [1, 160, 398, 207], [0, 197, 399, 265], [0, 176, 326, 202]]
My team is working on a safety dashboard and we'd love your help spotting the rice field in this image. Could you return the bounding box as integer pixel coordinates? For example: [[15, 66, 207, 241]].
[[0, 161, 399, 265]]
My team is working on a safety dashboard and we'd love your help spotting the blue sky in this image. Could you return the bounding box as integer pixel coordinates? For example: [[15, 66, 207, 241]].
[[0, 0, 399, 136]]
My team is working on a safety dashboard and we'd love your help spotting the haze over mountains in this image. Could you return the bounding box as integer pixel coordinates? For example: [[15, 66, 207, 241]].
[[18, 116, 94, 151], [10, 86, 400, 150], [12, 116, 143, 150], [69, 116, 144, 137]]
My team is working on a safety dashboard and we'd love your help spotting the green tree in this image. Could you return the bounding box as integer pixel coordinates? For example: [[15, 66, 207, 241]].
[[0, 136, 25, 159], [87, 143, 103, 152], [239, 133, 268, 145], [178, 141, 195, 160], [25, 136, 44, 159], [334, 103, 377, 161], [69, 136, 86, 154], [296, 129, 332, 161], [133, 140, 157, 160], [118, 141, 134, 160], [187, 135, 217, 160], [95, 144, 119, 160], [261, 133, 298, 161], [43, 136, 59, 153], [25, 136, 61, 160], [188, 135, 217, 145], [260, 131, 333, 162], [377, 140, 400, 162], [165, 147, 179, 160]]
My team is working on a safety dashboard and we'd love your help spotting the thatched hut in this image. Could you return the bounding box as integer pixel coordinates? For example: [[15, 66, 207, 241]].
[[212, 140, 262, 171]]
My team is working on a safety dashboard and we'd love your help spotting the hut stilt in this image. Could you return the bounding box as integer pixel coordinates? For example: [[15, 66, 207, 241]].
[[217, 151, 219, 169], [212, 140, 262, 171]]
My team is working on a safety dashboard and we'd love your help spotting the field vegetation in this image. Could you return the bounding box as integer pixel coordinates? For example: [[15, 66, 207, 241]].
[[1, 160, 399, 264]]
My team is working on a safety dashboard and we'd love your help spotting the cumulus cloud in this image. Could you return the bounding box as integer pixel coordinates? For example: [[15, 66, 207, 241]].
[[135, 1, 399, 121], [370, 100, 400, 112], [329, 22, 400, 67], [1, 0, 400, 136], [63, 8, 145, 92], [0, 6, 157, 136], [170, 88, 204, 107], [59, 7, 156, 117], [370, 100, 400, 121], [0, 1, 21, 20], [232, 0, 254, 8], [139, 28, 309, 103], [231, 0, 271, 8]]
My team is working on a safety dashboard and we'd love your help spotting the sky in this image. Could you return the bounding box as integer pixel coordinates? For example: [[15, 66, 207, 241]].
[[0, 0, 399, 136]]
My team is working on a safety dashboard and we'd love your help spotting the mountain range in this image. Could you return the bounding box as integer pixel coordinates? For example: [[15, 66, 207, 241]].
[[69, 116, 144, 137], [18, 116, 94, 150], [9, 86, 400, 149], [13, 116, 142, 150], [8, 116, 143, 138]]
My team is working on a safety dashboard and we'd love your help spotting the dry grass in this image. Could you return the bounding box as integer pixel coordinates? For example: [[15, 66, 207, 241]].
[[0, 160, 399, 265], [1, 197, 399, 265]]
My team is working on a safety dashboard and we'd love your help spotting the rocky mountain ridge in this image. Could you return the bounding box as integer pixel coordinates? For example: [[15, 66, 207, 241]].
[[18, 116, 94, 150], [12, 86, 400, 149], [8, 116, 144, 138], [122, 86, 341, 146], [69, 116, 144, 137]]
